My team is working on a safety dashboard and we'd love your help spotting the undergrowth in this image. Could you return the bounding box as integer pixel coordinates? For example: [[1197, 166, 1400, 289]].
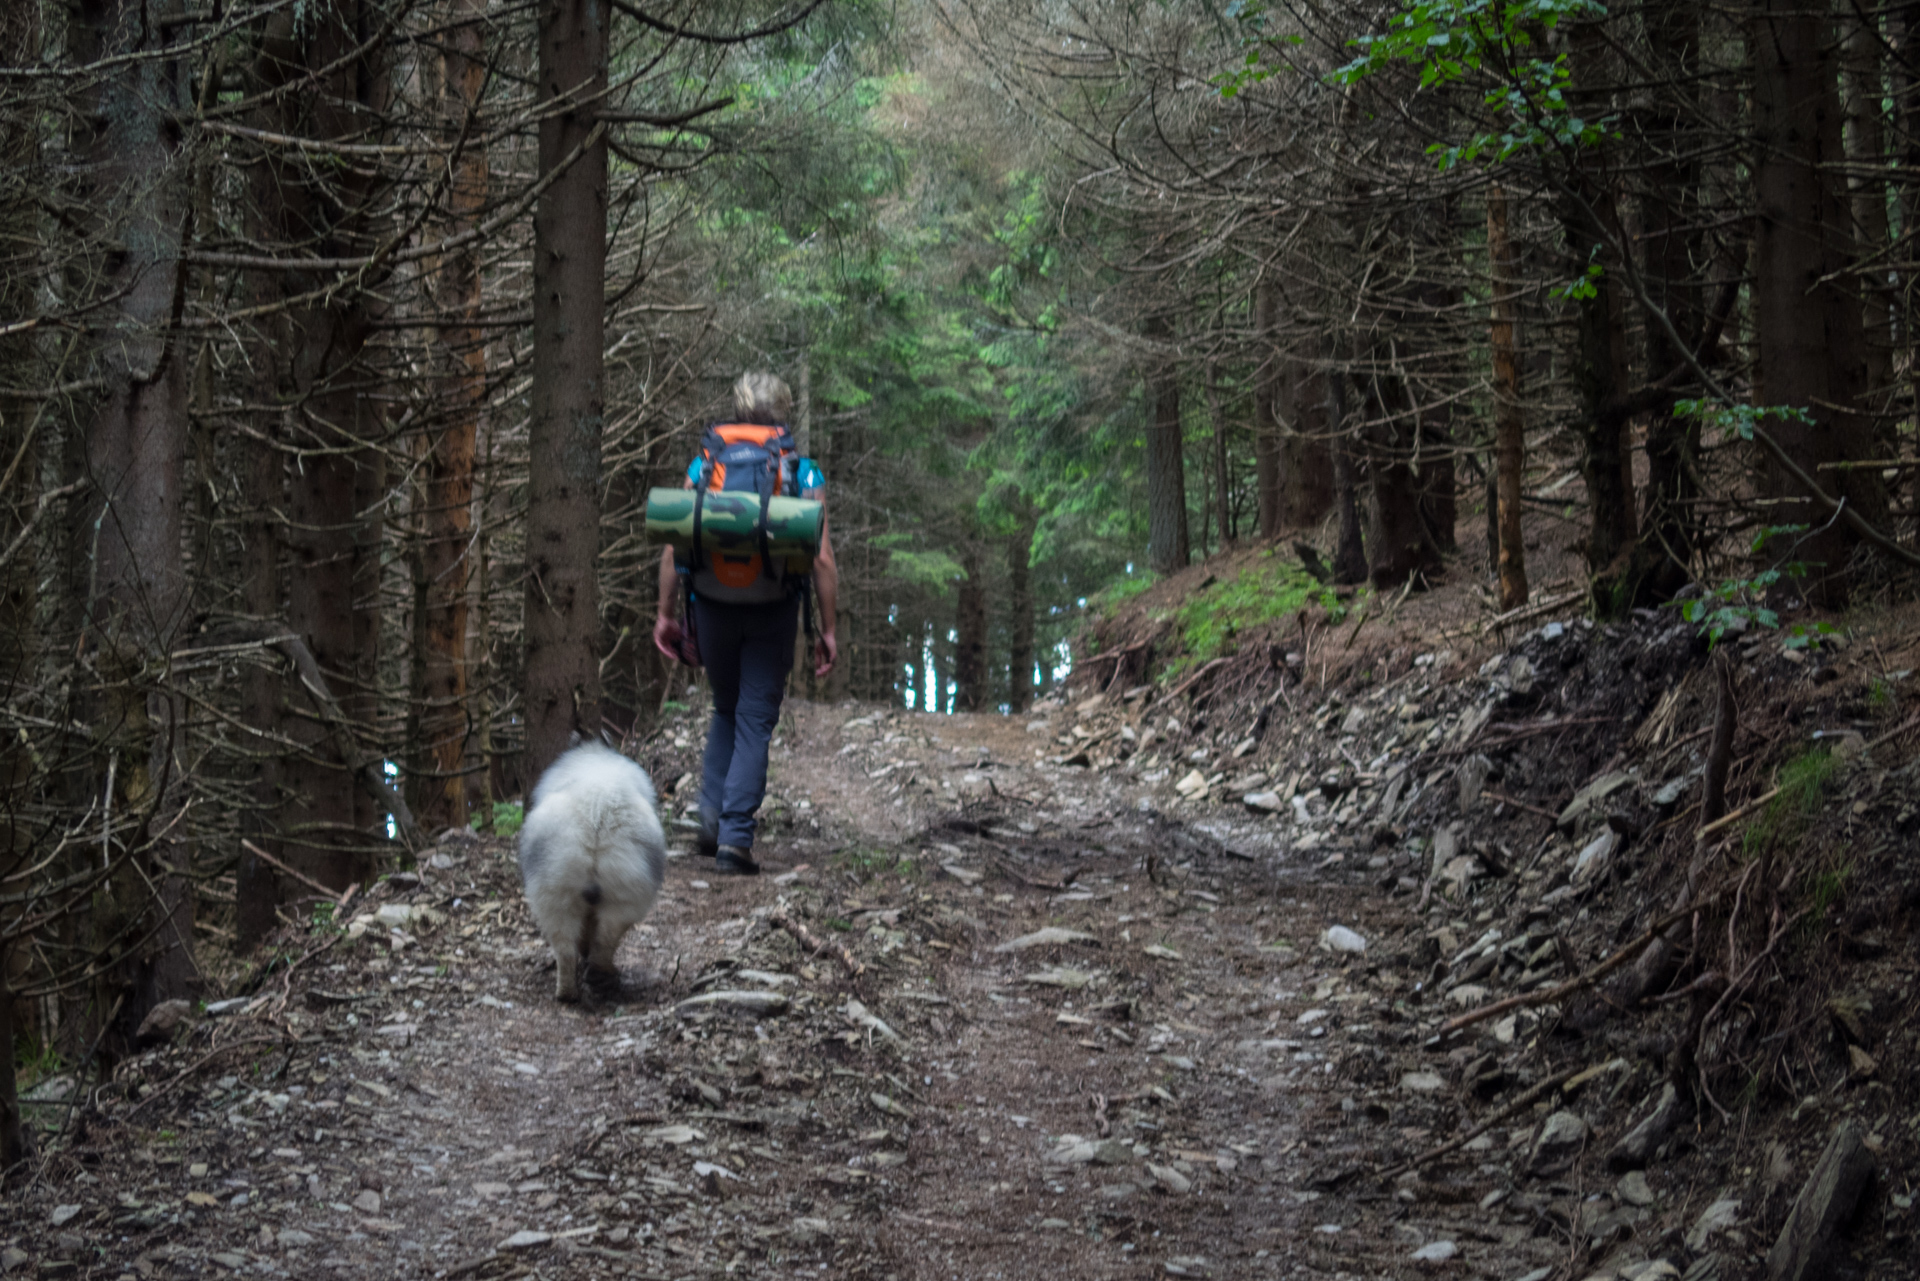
[[1744, 747, 1836, 856], [1161, 553, 1321, 678]]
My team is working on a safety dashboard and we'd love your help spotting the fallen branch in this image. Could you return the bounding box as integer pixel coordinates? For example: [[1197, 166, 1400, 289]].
[[1486, 587, 1585, 633], [1482, 789, 1560, 820], [241, 838, 344, 904], [1695, 785, 1781, 843], [769, 907, 864, 978], [1434, 885, 1733, 1037], [125, 1034, 296, 1118], [1700, 653, 1737, 831], [1166, 657, 1231, 701], [1376, 1063, 1587, 1180]]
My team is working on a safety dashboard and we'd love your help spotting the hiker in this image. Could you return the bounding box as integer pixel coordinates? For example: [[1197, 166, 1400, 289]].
[[652, 372, 838, 876]]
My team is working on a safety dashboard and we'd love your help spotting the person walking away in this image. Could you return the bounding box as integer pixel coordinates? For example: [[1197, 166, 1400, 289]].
[[652, 372, 837, 876]]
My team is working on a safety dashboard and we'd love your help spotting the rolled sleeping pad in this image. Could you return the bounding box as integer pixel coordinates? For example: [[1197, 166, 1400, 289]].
[[644, 488, 823, 573]]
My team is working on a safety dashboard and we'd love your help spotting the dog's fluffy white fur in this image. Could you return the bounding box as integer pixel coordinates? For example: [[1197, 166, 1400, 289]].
[[518, 742, 666, 1002]]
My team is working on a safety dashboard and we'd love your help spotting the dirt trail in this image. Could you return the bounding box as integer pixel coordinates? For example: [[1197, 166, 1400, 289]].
[[16, 697, 1548, 1281]]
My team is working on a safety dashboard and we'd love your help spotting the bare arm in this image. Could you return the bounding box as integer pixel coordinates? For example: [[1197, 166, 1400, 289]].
[[653, 547, 689, 662]]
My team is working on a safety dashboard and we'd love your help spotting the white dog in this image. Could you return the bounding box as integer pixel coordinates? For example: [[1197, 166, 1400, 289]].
[[518, 742, 667, 1002]]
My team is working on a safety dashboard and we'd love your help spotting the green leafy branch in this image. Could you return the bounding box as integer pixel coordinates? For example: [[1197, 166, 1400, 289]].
[[1673, 398, 1817, 444], [1672, 520, 1837, 651]]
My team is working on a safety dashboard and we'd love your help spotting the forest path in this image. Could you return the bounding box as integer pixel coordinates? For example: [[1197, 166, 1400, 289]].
[[19, 698, 1559, 1280]]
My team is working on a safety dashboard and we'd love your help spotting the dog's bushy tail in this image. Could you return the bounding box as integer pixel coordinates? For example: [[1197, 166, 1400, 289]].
[[578, 882, 602, 960]]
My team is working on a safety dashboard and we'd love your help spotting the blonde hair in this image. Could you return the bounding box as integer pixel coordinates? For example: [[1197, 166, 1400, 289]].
[[731, 371, 792, 425]]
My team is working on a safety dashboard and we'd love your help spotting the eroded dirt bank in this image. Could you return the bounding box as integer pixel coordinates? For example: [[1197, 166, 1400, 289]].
[[10, 603, 1920, 1281]]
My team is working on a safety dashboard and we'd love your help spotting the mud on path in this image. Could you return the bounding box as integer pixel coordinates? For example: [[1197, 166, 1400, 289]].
[[15, 698, 1550, 1281]]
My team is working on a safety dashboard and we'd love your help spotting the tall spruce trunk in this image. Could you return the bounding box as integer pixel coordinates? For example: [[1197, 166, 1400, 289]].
[[1326, 361, 1368, 584], [1252, 280, 1283, 538], [955, 538, 988, 713], [69, 0, 198, 1056], [0, 0, 38, 1168], [1363, 384, 1444, 589], [525, 0, 609, 777], [257, 0, 390, 894], [1487, 184, 1530, 609], [1638, 4, 1705, 605], [1843, 16, 1897, 410], [1006, 509, 1037, 713], [1752, 0, 1885, 601], [413, 0, 489, 829], [1144, 321, 1190, 575], [1278, 341, 1336, 531], [1558, 21, 1636, 607], [1205, 360, 1232, 548]]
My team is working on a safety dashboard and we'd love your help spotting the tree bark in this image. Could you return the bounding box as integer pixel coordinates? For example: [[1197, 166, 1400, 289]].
[[1277, 334, 1335, 530], [1751, 0, 1886, 602], [1556, 21, 1636, 608], [1326, 361, 1368, 585], [1635, 2, 1705, 606], [1252, 279, 1282, 539], [1363, 387, 1444, 589], [0, 0, 37, 1169], [1487, 184, 1530, 609], [1843, 15, 1897, 410], [1205, 360, 1232, 549], [69, 0, 198, 1056], [411, 0, 490, 831], [1144, 320, 1190, 575], [525, 0, 609, 777], [1006, 507, 1037, 712], [955, 537, 988, 713], [237, 0, 391, 896]]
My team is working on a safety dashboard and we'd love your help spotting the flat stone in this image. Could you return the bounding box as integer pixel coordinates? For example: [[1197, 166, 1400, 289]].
[[350, 1190, 380, 1214], [1685, 1198, 1742, 1253], [1530, 1110, 1588, 1173], [1244, 791, 1285, 813], [1556, 771, 1635, 835], [675, 990, 790, 1017], [48, 1205, 81, 1227], [1147, 1163, 1192, 1194], [1653, 774, 1695, 808], [1322, 925, 1367, 954], [1620, 1263, 1683, 1281], [1766, 1121, 1876, 1281], [501, 1229, 552, 1250], [1608, 1082, 1690, 1171], [1617, 1170, 1657, 1207], [277, 1229, 315, 1248], [1411, 1240, 1457, 1262], [1571, 828, 1619, 884], [1457, 755, 1492, 811], [1400, 1072, 1446, 1093], [994, 927, 1098, 952]]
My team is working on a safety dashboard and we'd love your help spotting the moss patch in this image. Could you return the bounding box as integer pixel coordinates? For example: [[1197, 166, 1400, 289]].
[[1163, 554, 1322, 678]]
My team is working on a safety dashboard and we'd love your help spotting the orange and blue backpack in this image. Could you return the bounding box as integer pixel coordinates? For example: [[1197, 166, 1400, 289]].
[[682, 422, 822, 609]]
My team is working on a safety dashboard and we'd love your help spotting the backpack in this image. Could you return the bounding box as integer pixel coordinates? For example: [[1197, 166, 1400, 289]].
[[685, 422, 809, 605]]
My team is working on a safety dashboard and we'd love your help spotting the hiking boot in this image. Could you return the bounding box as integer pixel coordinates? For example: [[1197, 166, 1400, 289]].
[[694, 810, 719, 860], [714, 845, 761, 877]]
